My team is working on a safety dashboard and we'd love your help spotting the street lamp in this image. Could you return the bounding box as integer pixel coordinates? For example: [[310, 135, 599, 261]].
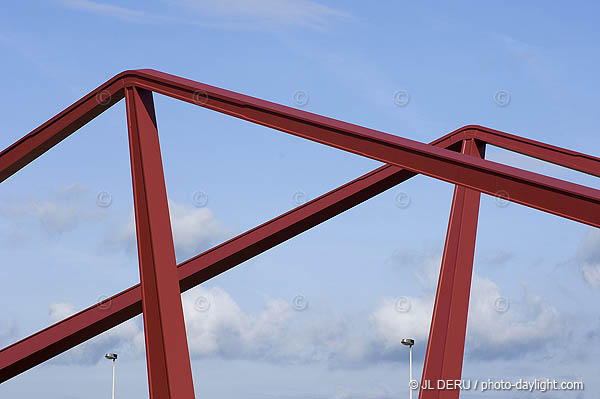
[[105, 353, 118, 399], [401, 338, 415, 399]]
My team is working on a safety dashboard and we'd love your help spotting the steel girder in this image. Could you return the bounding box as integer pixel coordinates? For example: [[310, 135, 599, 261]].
[[0, 129, 462, 383], [420, 138, 486, 399], [125, 87, 195, 397], [1, 70, 600, 398]]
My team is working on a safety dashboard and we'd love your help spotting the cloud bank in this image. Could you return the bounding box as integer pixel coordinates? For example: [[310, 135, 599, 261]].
[[45, 253, 564, 367], [3, 183, 566, 367]]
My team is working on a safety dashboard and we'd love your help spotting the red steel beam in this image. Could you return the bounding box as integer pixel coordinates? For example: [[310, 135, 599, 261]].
[[125, 87, 195, 398], [124, 70, 600, 228], [3, 71, 600, 187], [0, 76, 126, 183], [468, 125, 600, 178], [2, 70, 600, 384], [0, 130, 462, 383], [420, 139, 485, 399], [2, 69, 599, 227]]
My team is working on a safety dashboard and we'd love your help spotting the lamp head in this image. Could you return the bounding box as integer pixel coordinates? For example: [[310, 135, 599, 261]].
[[105, 353, 118, 360], [401, 338, 414, 347]]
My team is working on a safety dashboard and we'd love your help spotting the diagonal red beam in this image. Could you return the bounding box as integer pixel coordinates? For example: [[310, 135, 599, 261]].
[[4, 70, 600, 187], [0, 131, 463, 384], [2, 69, 600, 384], [0, 76, 126, 183], [3, 70, 600, 228], [3, 68, 600, 228], [125, 70, 600, 175], [125, 70, 600, 228]]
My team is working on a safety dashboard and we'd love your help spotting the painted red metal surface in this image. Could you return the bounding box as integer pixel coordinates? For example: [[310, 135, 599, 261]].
[[420, 139, 485, 399], [126, 87, 195, 398], [1, 70, 600, 397], [0, 130, 461, 383], [3, 72, 600, 228]]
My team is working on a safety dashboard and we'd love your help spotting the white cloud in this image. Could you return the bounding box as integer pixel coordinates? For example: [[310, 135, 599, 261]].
[[56, 0, 349, 30], [106, 211, 138, 253], [0, 319, 18, 347], [175, 0, 349, 29], [466, 276, 562, 359], [48, 301, 145, 365], [0, 185, 231, 261], [0, 184, 107, 243], [182, 286, 359, 364], [577, 229, 600, 288], [43, 251, 563, 367], [57, 0, 161, 23], [169, 201, 232, 260], [49, 302, 78, 322], [372, 252, 564, 361], [582, 263, 600, 288], [181, 256, 563, 365], [370, 295, 433, 349], [106, 200, 231, 261]]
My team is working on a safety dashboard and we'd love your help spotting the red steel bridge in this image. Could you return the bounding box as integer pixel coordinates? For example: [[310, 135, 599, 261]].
[[1, 70, 599, 398]]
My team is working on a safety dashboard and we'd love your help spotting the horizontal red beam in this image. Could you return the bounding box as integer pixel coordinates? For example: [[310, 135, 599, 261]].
[[468, 126, 600, 178]]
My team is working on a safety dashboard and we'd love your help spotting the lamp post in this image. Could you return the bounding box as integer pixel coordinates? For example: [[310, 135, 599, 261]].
[[105, 353, 118, 399], [401, 338, 414, 399]]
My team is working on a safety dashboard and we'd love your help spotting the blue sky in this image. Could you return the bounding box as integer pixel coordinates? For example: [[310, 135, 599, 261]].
[[1, 1, 599, 398]]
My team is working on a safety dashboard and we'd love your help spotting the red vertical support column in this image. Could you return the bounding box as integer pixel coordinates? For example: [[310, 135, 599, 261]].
[[419, 138, 485, 399], [125, 86, 195, 399]]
